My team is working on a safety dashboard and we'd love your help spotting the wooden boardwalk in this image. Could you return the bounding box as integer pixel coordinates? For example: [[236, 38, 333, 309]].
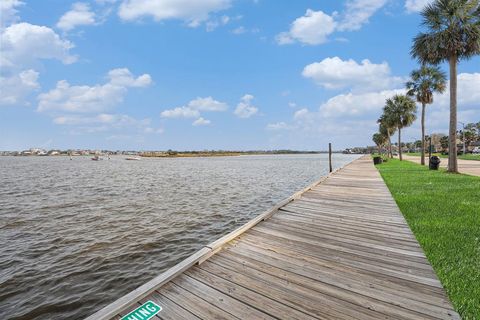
[[86, 156, 459, 320]]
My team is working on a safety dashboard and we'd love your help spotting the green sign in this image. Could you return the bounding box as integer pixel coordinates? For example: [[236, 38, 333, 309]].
[[121, 301, 162, 320]]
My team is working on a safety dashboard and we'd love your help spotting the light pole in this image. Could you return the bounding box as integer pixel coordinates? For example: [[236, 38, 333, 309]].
[[458, 121, 466, 155]]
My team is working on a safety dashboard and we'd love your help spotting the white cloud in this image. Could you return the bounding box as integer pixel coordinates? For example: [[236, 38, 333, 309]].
[[54, 113, 150, 127], [234, 94, 258, 118], [206, 15, 230, 31], [319, 89, 405, 118], [192, 117, 211, 126], [232, 26, 247, 34], [53, 113, 154, 136], [187, 96, 227, 111], [302, 57, 403, 92], [266, 122, 292, 131], [294, 108, 310, 120], [276, 1, 387, 45], [57, 2, 96, 31], [95, 0, 119, 4], [37, 68, 151, 113], [0, 0, 23, 27], [161, 96, 227, 119], [0, 22, 76, 106], [337, 0, 387, 31], [405, 0, 433, 13], [267, 73, 480, 148], [107, 68, 152, 87], [0, 69, 39, 106], [1, 22, 76, 67], [428, 73, 480, 110], [276, 9, 336, 45], [118, 0, 231, 27], [161, 106, 200, 118], [143, 127, 164, 134]]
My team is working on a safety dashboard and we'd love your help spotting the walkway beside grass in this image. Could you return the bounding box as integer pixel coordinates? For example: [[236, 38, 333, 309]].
[[402, 154, 480, 176], [377, 159, 480, 319], [87, 157, 460, 320]]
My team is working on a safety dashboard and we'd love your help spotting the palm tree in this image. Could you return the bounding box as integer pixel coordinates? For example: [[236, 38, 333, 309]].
[[377, 115, 396, 158], [372, 132, 388, 155], [411, 0, 480, 172], [383, 95, 417, 161], [406, 65, 446, 165]]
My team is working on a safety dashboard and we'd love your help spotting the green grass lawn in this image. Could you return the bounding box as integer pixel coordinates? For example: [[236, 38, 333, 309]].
[[376, 159, 480, 319], [406, 152, 480, 161]]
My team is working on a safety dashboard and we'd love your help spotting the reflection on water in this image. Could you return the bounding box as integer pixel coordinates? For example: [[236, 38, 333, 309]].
[[0, 154, 359, 319]]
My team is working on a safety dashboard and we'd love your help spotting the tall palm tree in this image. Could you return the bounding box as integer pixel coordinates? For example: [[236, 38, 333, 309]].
[[383, 95, 417, 161], [411, 0, 480, 172], [406, 65, 446, 165], [377, 115, 396, 158]]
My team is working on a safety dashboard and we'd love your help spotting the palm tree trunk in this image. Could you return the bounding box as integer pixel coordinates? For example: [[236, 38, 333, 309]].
[[398, 127, 402, 161], [421, 102, 426, 165], [448, 56, 458, 173], [387, 131, 392, 158]]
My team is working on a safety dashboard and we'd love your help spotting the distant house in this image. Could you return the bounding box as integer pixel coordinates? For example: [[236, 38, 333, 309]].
[[469, 141, 480, 152]]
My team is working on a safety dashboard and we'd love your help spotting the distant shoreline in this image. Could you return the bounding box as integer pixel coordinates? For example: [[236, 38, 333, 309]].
[[1, 150, 362, 157]]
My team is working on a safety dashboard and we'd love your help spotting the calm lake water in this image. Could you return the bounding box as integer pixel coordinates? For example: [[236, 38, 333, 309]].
[[0, 154, 359, 320]]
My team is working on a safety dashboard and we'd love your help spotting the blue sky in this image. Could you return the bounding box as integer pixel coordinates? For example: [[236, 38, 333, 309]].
[[1, 0, 479, 151]]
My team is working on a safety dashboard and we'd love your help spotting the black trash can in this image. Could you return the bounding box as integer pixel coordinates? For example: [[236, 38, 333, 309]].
[[429, 156, 441, 170], [373, 156, 383, 165]]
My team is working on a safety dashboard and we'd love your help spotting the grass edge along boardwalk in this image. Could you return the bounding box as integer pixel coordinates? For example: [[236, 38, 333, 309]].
[[86, 156, 460, 320], [376, 158, 480, 319]]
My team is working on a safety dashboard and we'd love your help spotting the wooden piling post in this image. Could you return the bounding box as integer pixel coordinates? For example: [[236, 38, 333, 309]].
[[329, 143, 332, 173]]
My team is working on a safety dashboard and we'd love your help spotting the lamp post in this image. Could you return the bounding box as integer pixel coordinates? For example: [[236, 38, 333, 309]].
[[458, 121, 466, 155]]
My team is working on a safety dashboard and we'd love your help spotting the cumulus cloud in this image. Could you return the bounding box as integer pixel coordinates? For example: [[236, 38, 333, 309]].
[[276, 9, 336, 45], [37, 68, 152, 113], [1, 0, 24, 27], [1, 22, 76, 67], [276, 0, 387, 45], [405, 0, 433, 13], [234, 94, 258, 118], [428, 73, 480, 110], [0, 69, 39, 106], [187, 96, 228, 111], [161, 106, 200, 118], [319, 89, 406, 118], [53, 113, 149, 126], [161, 96, 227, 122], [302, 57, 403, 92], [316, 73, 479, 120], [266, 122, 291, 131], [337, 0, 387, 31], [107, 68, 152, 87], [53, 113, 156, 136], [192, 117, 211, 126], [269, 72, 480, 148], [206, 15, 230, 31], [118, 0, 231, 27], [57, 2, 96, 31], [0, 21, 76, 106]]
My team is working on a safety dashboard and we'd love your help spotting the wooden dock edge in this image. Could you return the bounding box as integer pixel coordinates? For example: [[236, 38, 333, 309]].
[[85, 156, 360, 320]]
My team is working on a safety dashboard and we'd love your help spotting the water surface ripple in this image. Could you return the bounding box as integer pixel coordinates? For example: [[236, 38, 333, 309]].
[[0, 154, 359, 319]]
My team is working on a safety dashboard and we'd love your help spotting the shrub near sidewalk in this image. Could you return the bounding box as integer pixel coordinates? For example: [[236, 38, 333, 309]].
[[376, 159, 480, 319]]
